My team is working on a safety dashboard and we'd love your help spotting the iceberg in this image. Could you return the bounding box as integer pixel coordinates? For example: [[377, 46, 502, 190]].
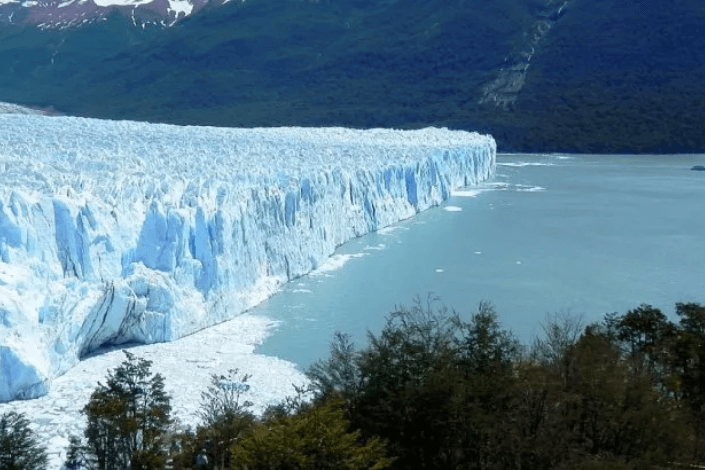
[[0, 114, 496, 402]]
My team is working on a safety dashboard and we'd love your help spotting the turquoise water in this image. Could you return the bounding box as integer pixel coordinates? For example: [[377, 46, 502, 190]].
[[253, 154, 705, 369]]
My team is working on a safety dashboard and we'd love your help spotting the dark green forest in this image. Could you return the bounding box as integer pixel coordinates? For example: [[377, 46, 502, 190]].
[[5, 299, 705, 469], [0, 0, 703, 153]]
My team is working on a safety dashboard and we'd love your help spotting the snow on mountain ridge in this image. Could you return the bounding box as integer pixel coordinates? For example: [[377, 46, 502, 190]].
[[0, 115, 496, 403], [0, 0, 207, 28]]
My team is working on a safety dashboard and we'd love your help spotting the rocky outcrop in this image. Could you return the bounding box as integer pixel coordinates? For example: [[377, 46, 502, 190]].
[[479, 0, 570, 108]]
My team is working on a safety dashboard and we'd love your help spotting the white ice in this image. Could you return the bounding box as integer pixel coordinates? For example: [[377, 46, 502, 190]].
[[310, 253, 368, 275], [497, 162, 554, 167], [0, 114, 495, 405], [0, 312, 308, 468], [451, 189, 482, 197], [516, 185, 546, 192]]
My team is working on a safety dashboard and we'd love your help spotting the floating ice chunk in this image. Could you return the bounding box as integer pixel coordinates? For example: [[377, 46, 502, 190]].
[[479, 182, 510, 190], [497, 162, 554, 167], [443, 205, 463, 212], [311, 253, 368, 275], [451, 189, 482, 197], [515, 185, 546, 192], [377, 226, 409, 235]]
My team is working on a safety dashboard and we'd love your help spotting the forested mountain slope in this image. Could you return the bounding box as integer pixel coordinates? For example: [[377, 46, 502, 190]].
[[0, 0, 701, 153]]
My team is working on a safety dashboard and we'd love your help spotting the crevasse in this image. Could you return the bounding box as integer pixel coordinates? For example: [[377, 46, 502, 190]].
[[0, 115, 496, 402]]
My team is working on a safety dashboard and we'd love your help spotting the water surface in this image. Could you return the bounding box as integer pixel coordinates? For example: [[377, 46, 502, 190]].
[[254, 154, 705, 368]]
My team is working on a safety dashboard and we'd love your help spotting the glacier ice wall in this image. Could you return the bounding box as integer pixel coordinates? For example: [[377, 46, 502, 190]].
[[0, 115, 495, 402]]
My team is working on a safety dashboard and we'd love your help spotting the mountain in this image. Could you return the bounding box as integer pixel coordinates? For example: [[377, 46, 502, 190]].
[[0, 0, 702, 153], [0, 0, 220, 29]]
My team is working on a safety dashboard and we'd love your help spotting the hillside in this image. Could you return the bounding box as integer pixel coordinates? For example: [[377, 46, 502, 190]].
[[0, 0, 701, 153]]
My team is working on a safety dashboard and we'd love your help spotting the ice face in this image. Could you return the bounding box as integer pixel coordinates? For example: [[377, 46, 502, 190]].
[[0, 115, 496, 402]]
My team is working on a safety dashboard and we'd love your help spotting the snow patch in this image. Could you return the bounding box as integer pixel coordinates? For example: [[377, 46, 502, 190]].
[[93, 0, 152, 7], [167, 0, 192, 17]]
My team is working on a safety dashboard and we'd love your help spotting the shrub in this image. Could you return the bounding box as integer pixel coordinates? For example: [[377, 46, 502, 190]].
[[0, 411, 48, 470]]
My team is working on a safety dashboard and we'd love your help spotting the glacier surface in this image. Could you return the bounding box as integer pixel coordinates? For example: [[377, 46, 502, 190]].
[[0, 114, 495, 402]]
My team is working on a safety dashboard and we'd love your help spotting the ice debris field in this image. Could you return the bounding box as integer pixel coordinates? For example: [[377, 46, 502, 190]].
[[0, 312, 308, 468], [0, 113, 495, 407]]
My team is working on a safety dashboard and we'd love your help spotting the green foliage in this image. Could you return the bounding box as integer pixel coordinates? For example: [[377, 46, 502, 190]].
[[172, 370, 256, 470], [530, 310, 585, 370], [668, 302, 705, 462], [612, 304, 673, 357], [230, 398, 390, 470], [308, 298, 524, 469], [354, 299, 461, 469], [307, 332, 364, 411], [308, 299, 705, 469], [198, 369, 253, 429], [79, 350, 173, 470], [64, 435, 89, 470], [454, 300, 522, 374], [0, 411, 48, 470], [560, 328, 684, 466]]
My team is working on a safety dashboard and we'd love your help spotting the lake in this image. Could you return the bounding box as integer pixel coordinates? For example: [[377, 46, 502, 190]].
[[254, 153, 705, 369]]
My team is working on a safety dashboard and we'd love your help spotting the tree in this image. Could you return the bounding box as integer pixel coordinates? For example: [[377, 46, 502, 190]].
[[307, 332, 364, 415], [557, 325, 689, 467], [353, 297, 460, 470], [449, 301, 522, 468], [611, 304, 675, 379], [308, 298, 521, 470], [670, 302, 705, 463], [530, 310, 585, 372], [453, 301, 522, 376], [198, 369, 253, 429], [0, 411, 48, 470], [177, 369, 255, 470], [306, 299, 705, 468], [230, 398, 390, 470], [64, 435, 92, 470], [81, 350, 172, 470]]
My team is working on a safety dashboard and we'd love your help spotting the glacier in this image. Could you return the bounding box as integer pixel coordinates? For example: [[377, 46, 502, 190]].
[[0, 114, 495, 402]]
